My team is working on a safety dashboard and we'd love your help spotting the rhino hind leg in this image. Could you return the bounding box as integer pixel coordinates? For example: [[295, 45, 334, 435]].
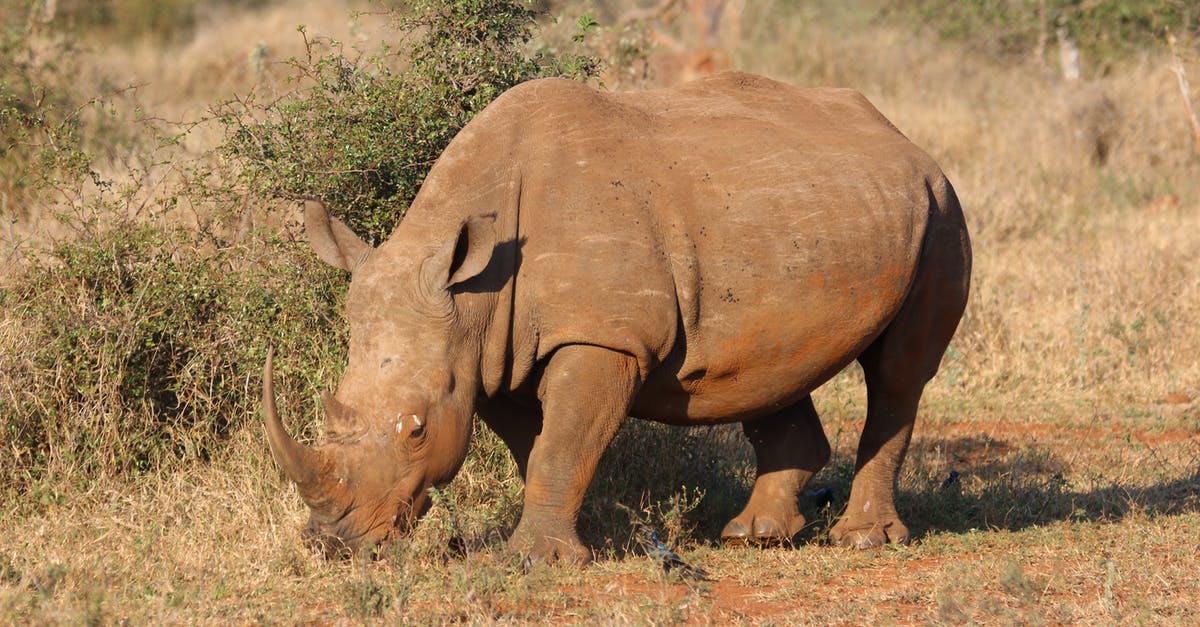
[[509, 344, 642, 565], [831, 192, 971, 549], [828, 374, 921, 549], [830, 303, 964, 548], [721, 396, 830, 544]]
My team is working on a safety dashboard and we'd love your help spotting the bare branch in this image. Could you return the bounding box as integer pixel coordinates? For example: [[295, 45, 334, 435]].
[[1166, 31, 1200, 155]]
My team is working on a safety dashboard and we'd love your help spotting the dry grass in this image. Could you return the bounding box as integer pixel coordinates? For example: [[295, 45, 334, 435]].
[[739, 0, 1200, 408], [2, 0, 1200, 623], [1, 0, 395, 255], [88, 1, 394, 126]]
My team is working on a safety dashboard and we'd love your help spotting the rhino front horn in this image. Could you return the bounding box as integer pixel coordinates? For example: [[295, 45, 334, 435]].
[[262, 347, 329, 493]]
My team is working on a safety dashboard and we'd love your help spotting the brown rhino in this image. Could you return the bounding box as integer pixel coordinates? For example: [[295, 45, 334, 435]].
[[263, 71, 971, 563]]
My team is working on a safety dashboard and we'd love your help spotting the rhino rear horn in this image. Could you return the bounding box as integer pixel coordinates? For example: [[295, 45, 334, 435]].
[[320, 389, 365, 441], [262, 347, 331, 494], [302, 200, 373, 272]]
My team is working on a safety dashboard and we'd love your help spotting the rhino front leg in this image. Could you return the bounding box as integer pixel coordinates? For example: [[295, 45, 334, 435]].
[[722, 396, 830, 543], [509, 344, 641, 565]]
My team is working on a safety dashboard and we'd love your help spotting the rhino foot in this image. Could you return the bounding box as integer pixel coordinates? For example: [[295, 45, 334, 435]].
[[509, 521, 592, 566], [829, 516, 910, 549], [720, 510, 805, 544]]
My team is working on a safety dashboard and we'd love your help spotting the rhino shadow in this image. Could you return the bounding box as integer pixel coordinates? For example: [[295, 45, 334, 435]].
[[799, 433, 1200, 543], [462, 236, 524, 294], [577, 421, 755, 556], [468, 425, 1196, 556]]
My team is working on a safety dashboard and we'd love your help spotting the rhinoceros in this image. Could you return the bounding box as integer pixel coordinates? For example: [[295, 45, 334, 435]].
[[263, 71, 971, 563]]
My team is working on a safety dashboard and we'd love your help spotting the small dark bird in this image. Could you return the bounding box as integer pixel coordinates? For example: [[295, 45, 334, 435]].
[[635, 527, 710, 581], [808, 486, 836, 509], [940, 469, 961, 491]]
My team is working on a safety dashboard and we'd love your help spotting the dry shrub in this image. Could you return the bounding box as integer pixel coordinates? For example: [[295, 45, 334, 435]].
[[46, 0, 274, 44], [0, 217, 348, 498]]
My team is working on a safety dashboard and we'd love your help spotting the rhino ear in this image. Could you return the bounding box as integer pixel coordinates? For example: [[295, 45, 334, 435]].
[[427, 215, 496, 289], [302, 200, 373, 273]]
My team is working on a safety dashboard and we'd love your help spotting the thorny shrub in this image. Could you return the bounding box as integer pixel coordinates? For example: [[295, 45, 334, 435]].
[[1, 223, 347, 498], [0, 0, 130, 218], [218, 0, 599, 244]]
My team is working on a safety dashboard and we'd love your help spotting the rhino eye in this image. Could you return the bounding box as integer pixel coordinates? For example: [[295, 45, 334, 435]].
[[380, 357, 395, 368]]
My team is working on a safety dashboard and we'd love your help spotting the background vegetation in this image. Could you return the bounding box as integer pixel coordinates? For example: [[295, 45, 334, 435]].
[[896, 0, 1194, 60], [220, 0, 598, 242], [1, 0, 1198, 622]]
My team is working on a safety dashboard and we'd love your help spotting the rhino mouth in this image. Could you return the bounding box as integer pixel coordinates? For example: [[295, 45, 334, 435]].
[[302, 516, 397, 559], [302, 523, 357, 559], [302, 493, 432, 559]]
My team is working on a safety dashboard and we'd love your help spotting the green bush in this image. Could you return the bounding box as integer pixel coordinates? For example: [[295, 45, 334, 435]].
[[219, 0, 599, 244], [0, 219, 348, 494]]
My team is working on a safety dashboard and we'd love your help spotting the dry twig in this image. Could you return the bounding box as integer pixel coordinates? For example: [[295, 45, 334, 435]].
[[1166, 31, 1200, 154]]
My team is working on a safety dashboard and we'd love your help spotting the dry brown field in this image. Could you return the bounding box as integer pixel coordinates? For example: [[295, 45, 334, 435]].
[[2, 0, 1198, 623]]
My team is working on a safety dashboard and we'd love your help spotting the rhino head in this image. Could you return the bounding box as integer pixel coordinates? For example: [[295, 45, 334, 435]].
[[264, 200, 497, 556]]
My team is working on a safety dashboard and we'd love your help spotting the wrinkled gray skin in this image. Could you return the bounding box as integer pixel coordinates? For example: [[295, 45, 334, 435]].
[[264, 71, 971, 563]]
